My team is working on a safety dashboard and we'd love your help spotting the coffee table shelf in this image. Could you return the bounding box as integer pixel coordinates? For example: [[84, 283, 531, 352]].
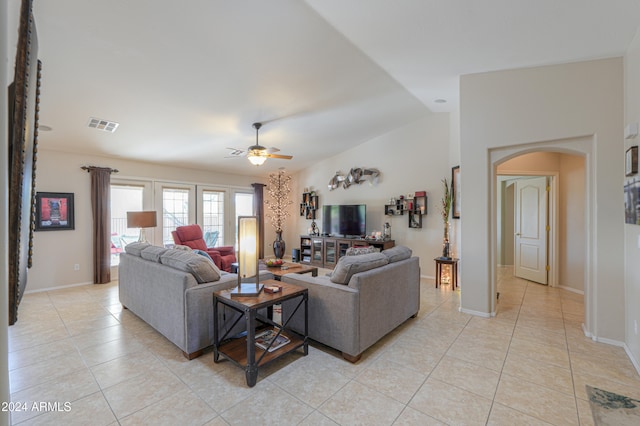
[[215, 332, 305, 367], [213, 280, 308, 387]]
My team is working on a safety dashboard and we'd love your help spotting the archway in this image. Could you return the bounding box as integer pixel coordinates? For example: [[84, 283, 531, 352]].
[[489, 136, 593, 335]]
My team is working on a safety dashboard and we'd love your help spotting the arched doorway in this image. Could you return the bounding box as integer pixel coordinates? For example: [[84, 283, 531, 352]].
[[489, 137, 592, 335]]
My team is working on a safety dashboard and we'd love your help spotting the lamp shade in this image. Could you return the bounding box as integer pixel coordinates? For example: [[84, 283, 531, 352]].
[[231, 216, 263, 296], [238, 216, 258, 279], [126, 211, 157, 228]]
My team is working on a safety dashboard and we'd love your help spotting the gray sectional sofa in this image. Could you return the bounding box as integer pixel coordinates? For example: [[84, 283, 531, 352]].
[[118, 243, 271, 359], [281, 246, 420, 362]]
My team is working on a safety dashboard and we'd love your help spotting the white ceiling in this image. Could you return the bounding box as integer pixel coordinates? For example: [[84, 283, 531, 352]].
[[26, 0, 640, 176]]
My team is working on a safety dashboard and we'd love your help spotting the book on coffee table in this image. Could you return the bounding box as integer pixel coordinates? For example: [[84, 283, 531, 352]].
[[255, 329, 290, 352]]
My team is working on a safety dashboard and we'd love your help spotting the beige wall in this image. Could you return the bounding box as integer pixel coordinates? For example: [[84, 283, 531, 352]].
[[292, 113, 451, 276], [625, 28, 640, 367], [558, 154, 586, 292], [497, 152, 586, 293], [461, 58, 625, 343], [29, 149, 268, 292]]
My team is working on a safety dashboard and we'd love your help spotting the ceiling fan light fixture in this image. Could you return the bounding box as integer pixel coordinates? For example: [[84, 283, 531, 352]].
[[247, 152, 267, 166]]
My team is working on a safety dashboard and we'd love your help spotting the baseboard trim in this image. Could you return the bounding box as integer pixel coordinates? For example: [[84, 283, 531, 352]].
[[624, 344, 640, 376], [24, 281, 94, 294], [459, 306, 492, 318], [581, 326, 640, 375], [557, 285, 584, 295]]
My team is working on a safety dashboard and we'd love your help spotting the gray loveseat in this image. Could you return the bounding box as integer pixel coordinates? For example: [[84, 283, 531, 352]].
[[118, 243, 271, 359], [281, 246, 420, 362]]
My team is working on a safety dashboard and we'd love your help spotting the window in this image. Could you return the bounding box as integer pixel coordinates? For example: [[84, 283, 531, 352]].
[[201, 189, 225, 247], [162, 187, 191, 247], [110, 184, 144, 266], [234, 192, 254, 248]]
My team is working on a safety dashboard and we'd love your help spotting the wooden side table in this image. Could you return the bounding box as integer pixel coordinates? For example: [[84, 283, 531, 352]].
[[434, 257, 459, 290], [213, 280, 308, 387]]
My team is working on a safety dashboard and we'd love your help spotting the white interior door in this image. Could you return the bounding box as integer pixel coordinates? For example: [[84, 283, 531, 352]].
[[514, 176, 548, 284]]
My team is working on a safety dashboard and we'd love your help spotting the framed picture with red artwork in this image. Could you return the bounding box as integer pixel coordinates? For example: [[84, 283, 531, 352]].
[[35, 192, 75, 231]]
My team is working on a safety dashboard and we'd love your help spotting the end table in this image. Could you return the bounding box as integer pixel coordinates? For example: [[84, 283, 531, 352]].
[[213, 280, 308, 387], [434, 257, 459, 290]]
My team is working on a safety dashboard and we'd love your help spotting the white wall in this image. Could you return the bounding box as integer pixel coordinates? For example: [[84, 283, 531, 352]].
[[292, 113, 450, 276], [624, 28, 640, 368], [460, 58, 625, 342], [29, 149, 268, 292]]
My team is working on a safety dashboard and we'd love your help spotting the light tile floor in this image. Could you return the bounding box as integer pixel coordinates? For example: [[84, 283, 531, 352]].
[[7, 267, 640, 425]]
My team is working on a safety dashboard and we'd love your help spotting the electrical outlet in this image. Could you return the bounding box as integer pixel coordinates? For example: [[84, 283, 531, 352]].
[[74, 264, 80, 271]]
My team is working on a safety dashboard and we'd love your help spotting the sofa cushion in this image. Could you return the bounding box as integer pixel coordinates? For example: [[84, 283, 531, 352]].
[[382, 246, 412, 263], [124, 242, 150, 257], [345, 246, 379, 256], [329, 252, 389, 285], [160, 249, 221, 283], [140, 246, 168, 263]]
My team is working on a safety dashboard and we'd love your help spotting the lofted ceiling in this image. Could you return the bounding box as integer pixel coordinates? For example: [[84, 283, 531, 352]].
[[21, 0, 640, 176]]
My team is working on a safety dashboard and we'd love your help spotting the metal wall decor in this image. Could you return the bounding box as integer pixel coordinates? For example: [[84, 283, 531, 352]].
[[9, 0, 40, 325], [328, 168, 380, 190]]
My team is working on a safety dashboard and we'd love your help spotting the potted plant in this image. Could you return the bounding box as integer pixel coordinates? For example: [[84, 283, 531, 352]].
[[265, 170, 293, 259], [441, 178, 452, 259]]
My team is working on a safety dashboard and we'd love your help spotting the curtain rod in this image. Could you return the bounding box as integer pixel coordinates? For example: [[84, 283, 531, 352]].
[[81, 166, 119, 173]]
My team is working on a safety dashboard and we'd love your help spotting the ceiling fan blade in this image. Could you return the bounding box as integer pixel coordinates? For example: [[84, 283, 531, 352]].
[[266, 153, 293, 160], [266, 147, 280, 154], [226, 148, 246, 157]]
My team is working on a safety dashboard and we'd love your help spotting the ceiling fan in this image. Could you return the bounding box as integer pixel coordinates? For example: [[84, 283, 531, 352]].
[[228, 122, 293, 166]]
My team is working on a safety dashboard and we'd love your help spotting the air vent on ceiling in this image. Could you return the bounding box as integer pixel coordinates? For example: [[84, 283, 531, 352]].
[[88, 117, 119, 133]]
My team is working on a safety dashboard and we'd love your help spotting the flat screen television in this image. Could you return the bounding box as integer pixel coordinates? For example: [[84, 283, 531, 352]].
[[322, 204, 366, 237]]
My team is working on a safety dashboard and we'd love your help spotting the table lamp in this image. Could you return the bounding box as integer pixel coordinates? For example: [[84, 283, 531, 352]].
[[126, 211, 157, 243], [231, 216, 263, 297]]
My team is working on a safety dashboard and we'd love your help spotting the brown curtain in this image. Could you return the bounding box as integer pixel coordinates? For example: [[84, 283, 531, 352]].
[[252, 183, 266, 259], [83, 166, 118, 283]]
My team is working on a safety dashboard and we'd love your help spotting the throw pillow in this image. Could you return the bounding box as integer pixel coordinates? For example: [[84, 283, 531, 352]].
[[381, 246, 412, 263], [345, 246, 379, 256], [124, 242, 150, 257], [192, 249, 213, 261], [329, 252, 389, 285], [160, 250, 221, 283], [173, 244, 191, 251], [140, 246, 168, 263]]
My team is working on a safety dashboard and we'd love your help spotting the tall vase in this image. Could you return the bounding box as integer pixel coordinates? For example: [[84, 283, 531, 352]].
[[273, 230, 286, 259], [442, 220, 451, 259]]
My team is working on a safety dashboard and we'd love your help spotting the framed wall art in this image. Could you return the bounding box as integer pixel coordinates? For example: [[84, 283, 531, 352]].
[[626, 146, 638, 177], [35, 192, 75, 231], [452, 165, 461, 219]]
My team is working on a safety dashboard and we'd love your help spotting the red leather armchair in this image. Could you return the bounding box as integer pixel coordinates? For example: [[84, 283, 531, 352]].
[[171, 224, 236, 272]]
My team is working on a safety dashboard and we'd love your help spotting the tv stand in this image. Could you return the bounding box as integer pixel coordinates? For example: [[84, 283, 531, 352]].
[[299, 235, 394, 269]]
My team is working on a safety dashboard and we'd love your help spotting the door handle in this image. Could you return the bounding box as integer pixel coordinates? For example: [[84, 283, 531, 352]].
[[515, 233, 521, 236]]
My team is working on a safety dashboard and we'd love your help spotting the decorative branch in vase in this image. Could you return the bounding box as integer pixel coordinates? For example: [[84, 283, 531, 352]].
[[265, 170, 293, 259], [441, 178, 452, 259]]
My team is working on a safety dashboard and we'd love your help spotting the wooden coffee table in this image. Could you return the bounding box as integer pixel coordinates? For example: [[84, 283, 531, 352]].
[[213, 279, 308, 387], [264, 262, 318, 281]]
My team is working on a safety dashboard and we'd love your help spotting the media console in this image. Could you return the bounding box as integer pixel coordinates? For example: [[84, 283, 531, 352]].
[[299, 235, 395, 269]]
